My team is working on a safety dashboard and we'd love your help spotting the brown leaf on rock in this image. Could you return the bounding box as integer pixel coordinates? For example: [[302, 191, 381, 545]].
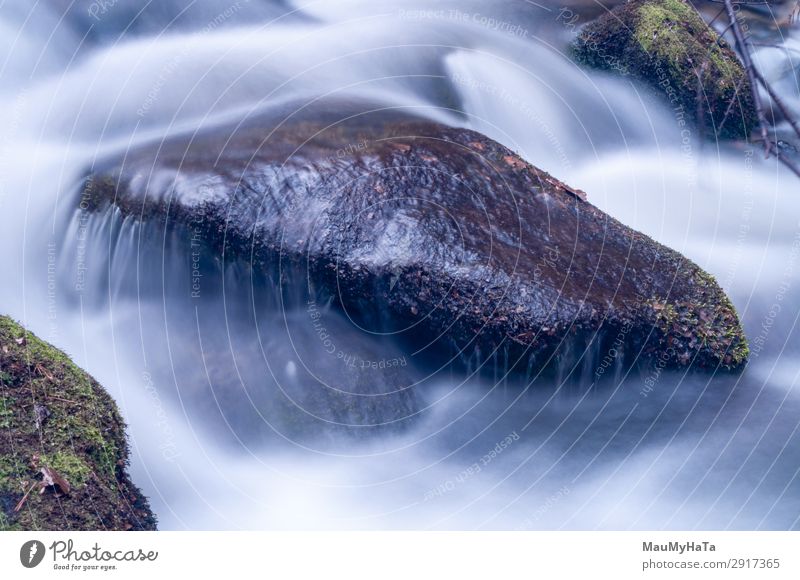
[[503, 155, 527, 170], [40, 466, 71, 495], [34, 363, 55, 381]]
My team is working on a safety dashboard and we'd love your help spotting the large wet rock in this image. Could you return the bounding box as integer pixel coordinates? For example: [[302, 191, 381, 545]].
[[79, 102, 748, 378], [572, 0, 757, 140], [0, 316, 156, 531]]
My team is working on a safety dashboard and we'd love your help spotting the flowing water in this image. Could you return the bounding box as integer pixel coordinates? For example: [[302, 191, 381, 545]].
[[1, 0, 800, 529]]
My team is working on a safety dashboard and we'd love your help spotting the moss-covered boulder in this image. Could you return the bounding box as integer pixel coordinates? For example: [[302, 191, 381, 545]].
[[573, 0, 757, 140], [0, 316, 156, 530]]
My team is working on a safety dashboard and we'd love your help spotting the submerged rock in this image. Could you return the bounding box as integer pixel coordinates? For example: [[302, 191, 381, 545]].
[[0, 316, 156, 531], [79, 102, 748, 380], [572, 0, 757, 140]]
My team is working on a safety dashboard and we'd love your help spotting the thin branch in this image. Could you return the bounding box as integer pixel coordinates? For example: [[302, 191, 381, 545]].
[[13, 481, 37, 512], [752, 66, 800, 142], [753, 140, 800, 178], [45, 395, 80, 405], [722, 0, 772, 156], [715, 0, 800, 179], [770, 143, 800, 177], [716, 20, 736, 44], [707, 6, 728, 27], [749, 42, 800, 56]]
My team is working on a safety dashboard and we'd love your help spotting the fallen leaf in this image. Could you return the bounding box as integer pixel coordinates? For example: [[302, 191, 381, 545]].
[[503, 155, 527, 170], [34, 363, 55, 381], [40, 466, 71, 495]]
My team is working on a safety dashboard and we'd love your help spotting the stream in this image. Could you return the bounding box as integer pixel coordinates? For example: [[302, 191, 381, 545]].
[[1, 0, 799, 529]]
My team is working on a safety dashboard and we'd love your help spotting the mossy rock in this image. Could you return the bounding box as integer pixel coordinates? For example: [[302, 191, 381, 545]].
[[0, 316, 156, 530], [573, 0, 757, 140]]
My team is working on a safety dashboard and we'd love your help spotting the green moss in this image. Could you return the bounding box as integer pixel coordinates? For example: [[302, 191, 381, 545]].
[[40, 452, 91, 488], [0, 315, 156, 530], [646, 267, 749, 370], [23, 337, 95, 399], [83, 424, 118, 479], [635, 0, 732, 77], [0, 455, 25, 492], [573, 0, 757, 140], [0, 510, 21, 531], [0, 397, 12, 429]]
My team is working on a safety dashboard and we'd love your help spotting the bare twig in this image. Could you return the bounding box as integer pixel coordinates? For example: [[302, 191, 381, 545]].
[[770, 144, 800, 177], [45, 395, 79, 405], [13, 481, 37, 512], [718, 0, 800, 178], [753, 140, 800, 178], [752, 66, 800, 142], [716, 20, 737, 44], [722, 0, 771, 155], [749, 42, 800, 56], [708, 6, 728, 26]]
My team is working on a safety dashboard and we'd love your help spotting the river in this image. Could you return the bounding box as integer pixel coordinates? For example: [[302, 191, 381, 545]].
[[0, 0, 799, 529]]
